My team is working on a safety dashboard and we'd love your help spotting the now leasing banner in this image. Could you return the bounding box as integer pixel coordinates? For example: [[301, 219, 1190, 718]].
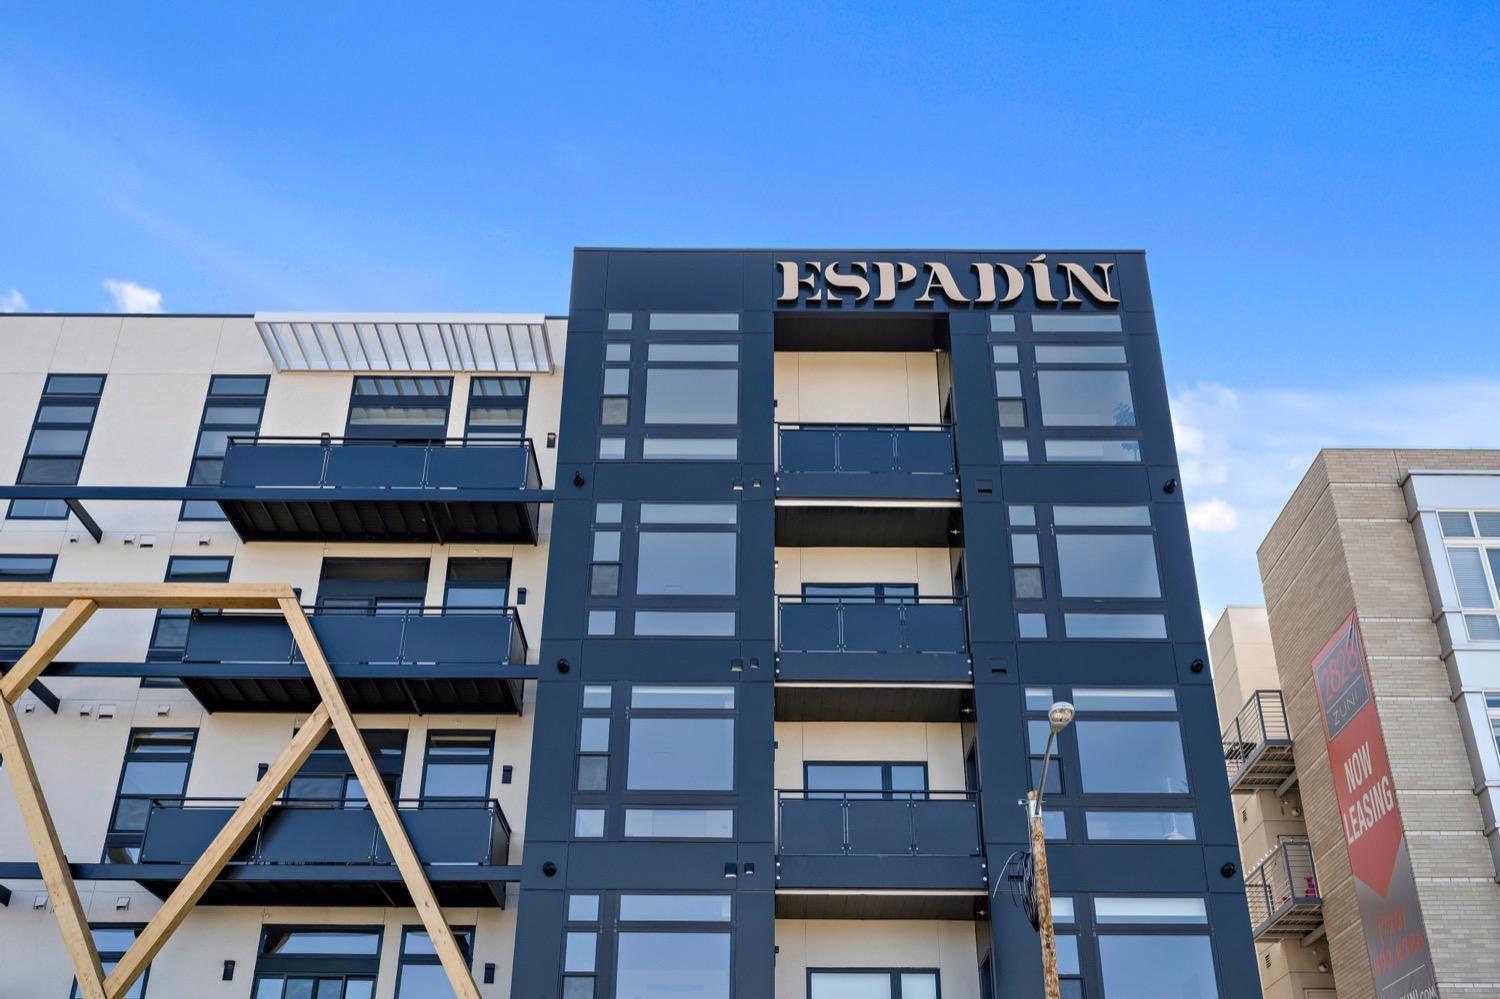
[[1313, 613, 1439, 999]]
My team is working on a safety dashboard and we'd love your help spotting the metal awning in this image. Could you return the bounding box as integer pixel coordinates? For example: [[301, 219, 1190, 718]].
[[255, 313, 554, 373]]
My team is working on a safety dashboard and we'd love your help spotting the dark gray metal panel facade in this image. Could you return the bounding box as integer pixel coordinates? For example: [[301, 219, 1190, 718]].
[[511, 248, 1256, 999]]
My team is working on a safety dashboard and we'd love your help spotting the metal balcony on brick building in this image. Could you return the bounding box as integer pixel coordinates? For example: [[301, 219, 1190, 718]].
[[1245, 840, 1322, 939], [774, 789, 986, 919], [1222, 689, 1296, 793]]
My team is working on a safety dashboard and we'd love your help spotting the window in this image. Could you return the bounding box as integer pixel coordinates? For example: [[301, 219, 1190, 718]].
[[626, 687, 735, 798], [619, 894, 732, 922], [1039, 370, 1135, 427], [286, 731, 405, 806], [616, 933, 731, 999], [0, 554, 55, 660], [145, 556, 232, 688], [9, 373, 105, 519], [1015, 506, 1167, 640], [1045, 439, 1141, 463], [577, 700, 611, 793], [394, 926, 473, 999], [602, 343, 631, 428], [1487, 694, 1500, 756], [994, 348, 1025, 427], [345, 377, 451, 439], [639, 337, 739, 460], [422, 732, 493, 799], [1051, 897, 1082, 997], [809, 971, 940, 999], [465, 376, 528, 437], [251, 927, 381, 999], [316, 558, 429, 614], [1077, 721, 1188, 794], [73, 926, 149, 998], [104, 729, 196, 862], [181, 374, 268, 519], [648, 313, 740, 332], [563, 898, 601, 997], [1056, 534, 1160, 598], [624, 808, 734, 839], [637, 533, 737, 596], [443, 558, 509, 611], [802, 582, 918, 603], [1097, 924, 1219, 998], [1439, 511, 1500, 641], [1095, 897, 1207, 924], [805, 762, 927, 799]]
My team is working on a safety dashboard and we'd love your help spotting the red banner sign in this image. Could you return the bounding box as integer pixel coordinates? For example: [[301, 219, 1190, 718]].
[[1312, 613, 1437, 999]]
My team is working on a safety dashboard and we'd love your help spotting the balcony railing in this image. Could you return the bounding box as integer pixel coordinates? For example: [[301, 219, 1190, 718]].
[[777, 789, 982, 858], [184, 605, 528, 669], [1222, 689, 1296, 792], [139, 797, 511, 868], [221, 435, 542, 492], [777, 595, 968, 655], [1245, 840, 1322, 938], [777, 423, 956, 479]]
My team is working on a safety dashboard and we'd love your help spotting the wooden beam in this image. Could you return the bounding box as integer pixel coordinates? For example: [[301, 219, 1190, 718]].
[[279, 598, 481, 999], [0, 697, 106, 999], [103, 704, 334, 999], [0, 583, 294, 610], [0, 599, 96, 703]]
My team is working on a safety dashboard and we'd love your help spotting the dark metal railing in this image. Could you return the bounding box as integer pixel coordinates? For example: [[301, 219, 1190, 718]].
[[776, 423, 956, 476], [1245, 840, 1321, 935], [1222, 689, 1291, 782], [776, 594, 968, 654], [222, 435, 543, 492], [185, 605, 528, 668], [139, 797, 511, 868], [776, 789, 981, 857]]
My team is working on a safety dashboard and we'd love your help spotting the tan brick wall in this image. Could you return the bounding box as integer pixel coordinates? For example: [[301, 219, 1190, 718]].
[[1258, 449, 1500, 994]]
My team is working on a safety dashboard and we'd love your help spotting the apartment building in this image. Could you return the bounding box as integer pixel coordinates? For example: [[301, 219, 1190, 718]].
[[1211, 606, 1335, 999], [1247, 449, 1500, 999], [0, 248, 1256, 998]]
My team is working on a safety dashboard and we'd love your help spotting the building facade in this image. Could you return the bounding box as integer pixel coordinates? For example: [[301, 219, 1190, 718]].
[[0, 249, 1255, 998], [1210, 606, 1336, 999], [1252, 449, 1500, 998]]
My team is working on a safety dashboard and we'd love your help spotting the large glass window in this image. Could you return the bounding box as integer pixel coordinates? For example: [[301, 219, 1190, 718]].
[[251, 927, 382, 999], [144, 555, 233, 689], [615, 932, 731, 999], [443, 557, 510, 611], [1077, 721, 1189, 794], [104, 729, 196, 862], [315, 558, 429, 614], [1038, 370, 1135, 427], [345, 376, 451, 440], [285, 730, 405, 806], [627, 718, 734, 791], [624, 808, 734, 839], [644, 369, 738, 425], [421, 732, 493, 799], [0, 554, 55, 659], [1439, 510, 1500, 641], [393, 926, 474, 999], [805, 762, 927, 800], [1056, 534, 1160, 598], [809, 971, 940, 999], [181, 374, 268, 519], [636, 533, 737, 596], [1097, 935, 1218, 999], [72, 926, 149, 998], [465, 376, 528, 437], [638, 337, 740, 460], [1085, 810, 1197, 841], [9, 372, 105, 519]]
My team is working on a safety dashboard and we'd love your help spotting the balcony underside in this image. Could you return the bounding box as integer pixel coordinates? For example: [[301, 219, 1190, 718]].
[[45, 663, 530, 714], [219, 495, 540, 544], [775, 888, 986, 920], [775, 681, 971, 722], [0, 863, 515, 907], [1227, 739, 1297, 793], [775, 503, 961, 547], [1254, 900, 1324, 940]]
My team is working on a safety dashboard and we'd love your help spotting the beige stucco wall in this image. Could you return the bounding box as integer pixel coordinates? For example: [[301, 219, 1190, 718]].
[[774, 351, 943, 425], [774, 920, 980, 998], [774, 722, 968, 792]]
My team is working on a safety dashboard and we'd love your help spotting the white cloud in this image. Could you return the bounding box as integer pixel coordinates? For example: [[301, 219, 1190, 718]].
[[102, 279, 163, 313], [1173, 378, 1500, 628], [1187, 498, 1239, 534], [0, 288, 27, 312]]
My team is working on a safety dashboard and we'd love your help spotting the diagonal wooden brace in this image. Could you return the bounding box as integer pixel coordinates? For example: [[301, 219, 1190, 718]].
[[1, 599, 96, 703], [279, 598, 481, 999]]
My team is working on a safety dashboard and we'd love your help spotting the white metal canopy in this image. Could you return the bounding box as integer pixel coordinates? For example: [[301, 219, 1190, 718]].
[[255, 312, 554, 374]]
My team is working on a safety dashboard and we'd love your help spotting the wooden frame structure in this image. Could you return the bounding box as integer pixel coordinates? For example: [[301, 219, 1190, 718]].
[[0, 583, 482, 999]]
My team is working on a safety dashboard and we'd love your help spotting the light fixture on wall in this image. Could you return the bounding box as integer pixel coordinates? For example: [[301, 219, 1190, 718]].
[[723, 863, 737, 879]]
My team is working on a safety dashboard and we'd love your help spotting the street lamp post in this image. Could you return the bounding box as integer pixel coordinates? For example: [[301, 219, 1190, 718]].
[[1029, 700, 1075, 999]]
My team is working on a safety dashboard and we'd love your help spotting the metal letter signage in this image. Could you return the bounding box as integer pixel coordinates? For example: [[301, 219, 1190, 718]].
[[775, 257, 1118, 308], [1312, 614, 1438, 999]]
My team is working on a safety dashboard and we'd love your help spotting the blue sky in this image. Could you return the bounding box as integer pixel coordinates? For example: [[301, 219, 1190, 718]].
[[2, 3, 1497, 621]]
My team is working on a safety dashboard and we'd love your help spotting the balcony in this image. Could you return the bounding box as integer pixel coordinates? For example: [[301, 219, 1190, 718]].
[[1222, 690, 1295, 793], [133, 798, 513, 906], [1246, 841, 1322, 939], [173, 606, 529, 713], [216, 436, 545, 543], [775, 595, 972, 722], [775, 789, 986, 918], [775, 424, 960, 548]]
